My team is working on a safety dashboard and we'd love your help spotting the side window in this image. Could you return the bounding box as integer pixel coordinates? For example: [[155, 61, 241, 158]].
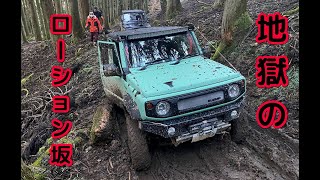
[[99, 43, 120, 68]]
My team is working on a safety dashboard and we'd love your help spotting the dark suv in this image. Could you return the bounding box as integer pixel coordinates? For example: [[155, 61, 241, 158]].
[[120, 9, 151, 30]]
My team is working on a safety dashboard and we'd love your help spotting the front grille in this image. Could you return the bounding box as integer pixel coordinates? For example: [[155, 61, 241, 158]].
[[145, 80, 245, 118], [177, 91, 224, 111]]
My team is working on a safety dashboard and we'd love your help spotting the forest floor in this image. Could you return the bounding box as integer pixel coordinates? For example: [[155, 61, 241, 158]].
[[21, 0, 299, 179]]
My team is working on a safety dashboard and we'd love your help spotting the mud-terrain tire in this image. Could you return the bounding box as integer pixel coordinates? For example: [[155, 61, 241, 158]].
[[230, 112, 248, 144], [125, 113, 151, 171], [90, 104, 116, 144]]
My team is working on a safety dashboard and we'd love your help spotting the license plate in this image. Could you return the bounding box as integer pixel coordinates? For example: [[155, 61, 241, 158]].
[[191, 127, 217, 143]]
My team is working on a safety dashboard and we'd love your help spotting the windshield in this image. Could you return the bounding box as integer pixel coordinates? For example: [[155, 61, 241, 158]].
[[125, 32, 199, 68], [123, 13, 145, 22]]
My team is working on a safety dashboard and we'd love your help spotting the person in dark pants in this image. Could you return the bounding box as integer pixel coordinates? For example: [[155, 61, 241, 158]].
[[93, 7, 104, 28], [85, 12, 102, 46]]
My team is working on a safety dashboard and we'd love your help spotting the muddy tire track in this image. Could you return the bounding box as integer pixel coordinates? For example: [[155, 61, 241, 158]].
[[137, 126, 297, 180]]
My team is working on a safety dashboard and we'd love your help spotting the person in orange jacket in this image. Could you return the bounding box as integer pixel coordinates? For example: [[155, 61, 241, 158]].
[[85, 12, 103, 45]]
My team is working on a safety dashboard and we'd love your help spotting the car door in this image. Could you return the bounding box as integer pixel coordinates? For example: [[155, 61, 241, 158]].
[[97, 41, 124, 105]]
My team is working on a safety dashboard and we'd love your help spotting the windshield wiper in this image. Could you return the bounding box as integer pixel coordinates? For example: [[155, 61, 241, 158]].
[[170, 54, 198, 66], [180, 54, 198, 60], [139, 59, 165, 70], [169, 56, 180, 65]]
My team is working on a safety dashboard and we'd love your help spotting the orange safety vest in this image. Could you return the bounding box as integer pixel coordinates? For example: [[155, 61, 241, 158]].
[[86, 17, 102, 33]]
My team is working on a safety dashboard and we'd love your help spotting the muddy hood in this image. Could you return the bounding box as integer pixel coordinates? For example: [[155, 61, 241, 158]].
[[126, 57, 241, 98]]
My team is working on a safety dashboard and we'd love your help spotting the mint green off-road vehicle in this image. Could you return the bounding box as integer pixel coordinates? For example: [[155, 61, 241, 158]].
[[95, 25, 247, 170]]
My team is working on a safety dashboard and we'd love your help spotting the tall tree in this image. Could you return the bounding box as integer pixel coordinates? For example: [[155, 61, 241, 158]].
[[23, 0, 33, 34], [42, 0, 56, 42], [21, 4, 29, 37], [21, 18, 28, 43], [79, 0, 90, 29], [143, 0, 149, 12], [55, 0, 62, 14], [129, 0, 133, 9], [35, 0, 48, 39], [27, 0, 42, 41], [102, 0, 109, 29], [71, 0, 83, 42], [65, 0, 71, 14], [34, 0, 43, 38], [166, 0, 182, 19], [212, 0, 252, 59], [160, 0, 167, 16], [39, 0, 50, 40]]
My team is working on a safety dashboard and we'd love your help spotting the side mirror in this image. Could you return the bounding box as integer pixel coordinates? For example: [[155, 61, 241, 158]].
[[201, 47, 208, 53], [103, 64, 121, 76], [187, 23, 195, 30], [202, 46, 212, 58]]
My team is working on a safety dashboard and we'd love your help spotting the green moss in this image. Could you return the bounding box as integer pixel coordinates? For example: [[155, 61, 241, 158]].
[[30, 160, 46, 180], [32, 157, 43, 168], [234, 11, 253, 32], [283, 6, 299, 16], [22, 160, 36, 180], [211, 42, 227, 60], [90, 106, 104, 143], [32, 134, 82, 168], [46, 137, 53, 145], [37, 147, 46, 155], [213, 11, 252, 59], [58, 136, 73, 144], [74, 137, 83, 145], [28, 130, 85, 180], [32, 144, 50, 168]]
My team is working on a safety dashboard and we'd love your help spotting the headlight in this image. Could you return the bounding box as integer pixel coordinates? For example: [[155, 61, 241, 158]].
[[155, 101, 170, 116], [228, 84, 240, 98]]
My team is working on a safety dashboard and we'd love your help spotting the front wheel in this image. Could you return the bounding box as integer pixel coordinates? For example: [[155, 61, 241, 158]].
[[230, 112, 248, 144], [125, 113, 151, 171]]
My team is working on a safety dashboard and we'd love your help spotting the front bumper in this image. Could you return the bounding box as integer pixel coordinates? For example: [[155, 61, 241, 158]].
[[139, 97, 244, 141]]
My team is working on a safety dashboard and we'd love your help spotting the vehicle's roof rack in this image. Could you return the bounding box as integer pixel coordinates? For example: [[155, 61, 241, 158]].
[[108, 26, 191, 41], [122, 9, 145, 13]]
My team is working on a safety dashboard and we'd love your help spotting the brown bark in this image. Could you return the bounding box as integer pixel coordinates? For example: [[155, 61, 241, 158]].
[[212, 0, 252, 59], [129, 0, 134, 9], [65, 0, 71, 14], [55, 0, 62, 14], [103, 0, 110, 29], [27, 0, 42, 41], [160, 0, 167, 15], [71, 0, 83, 42], [23, 0, 33, 34], [21, 6, 29, 37], [79, 0, 90, 29], [22, 18, 28, 43], [42, 0, 56, 42], [21, 0, 30, 37], [144, 0, 149, 12], [166, 0, 182, 19], [35, 0, 46, 39], [39, 0, 51, 40]]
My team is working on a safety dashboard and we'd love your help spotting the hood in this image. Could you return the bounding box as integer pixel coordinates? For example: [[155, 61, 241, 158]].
[[126, 56, 241, 98]]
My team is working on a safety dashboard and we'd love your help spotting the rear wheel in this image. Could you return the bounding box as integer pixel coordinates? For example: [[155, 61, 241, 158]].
[[125, 113, 151, 171]]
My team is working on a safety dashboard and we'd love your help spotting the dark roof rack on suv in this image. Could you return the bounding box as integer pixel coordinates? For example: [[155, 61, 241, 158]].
[[109, 26, 189, 41]]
